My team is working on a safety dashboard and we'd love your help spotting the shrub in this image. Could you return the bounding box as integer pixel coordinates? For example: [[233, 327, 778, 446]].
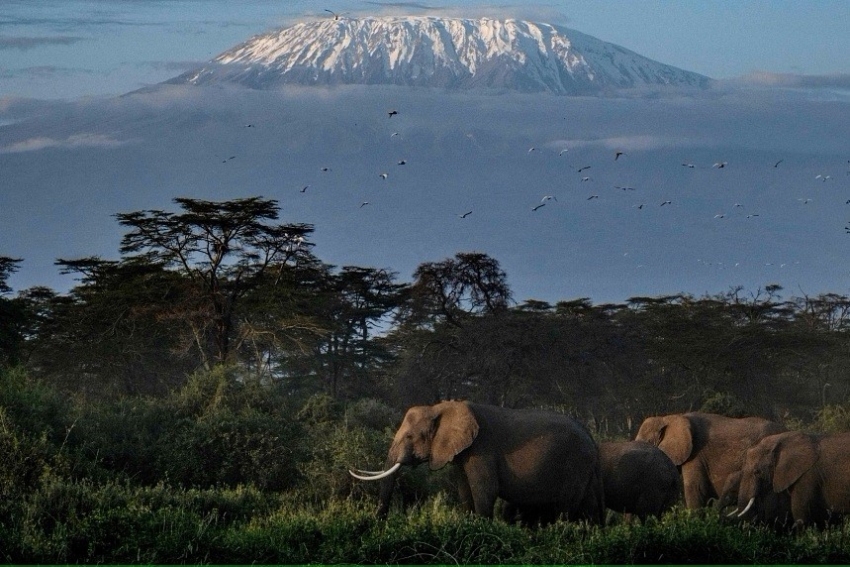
[[156, 407, 305, 490]]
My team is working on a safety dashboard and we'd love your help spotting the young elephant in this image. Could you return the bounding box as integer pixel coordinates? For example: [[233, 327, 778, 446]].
[[349, 401, 605, 523], [635, 412, 786, 509], [736, 431, 850, 527], [599, 440, 681, 521]]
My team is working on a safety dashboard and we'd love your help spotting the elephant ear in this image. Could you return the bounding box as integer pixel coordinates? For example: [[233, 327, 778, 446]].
[[657, 415, 694, 466], [430, 402, 479, 470], [772, 433, 818, 493]]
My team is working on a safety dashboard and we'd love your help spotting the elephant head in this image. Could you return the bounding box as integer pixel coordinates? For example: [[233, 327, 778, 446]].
[[635, 414, 694, 466], [736, 432, 817, 519], [349, 401, 479, 517]]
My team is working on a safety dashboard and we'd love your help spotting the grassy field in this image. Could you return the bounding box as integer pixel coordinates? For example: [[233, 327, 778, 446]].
[[3, 480, 850, 564]]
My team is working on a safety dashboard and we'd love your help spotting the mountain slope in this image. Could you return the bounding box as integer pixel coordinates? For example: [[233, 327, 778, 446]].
[[171, 17, 710, 94]]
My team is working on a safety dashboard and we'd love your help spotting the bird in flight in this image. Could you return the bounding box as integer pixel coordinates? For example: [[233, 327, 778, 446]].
[[324, 9, 342, 20], [559, 148, 569, 156], [798, 198, 812, 204], [660, 200, 672, 206], [615, 151, 625, 160], [576, 165, 591, 172], [459, 210, 473, 218], [815, 174, 831, 182], [541, 195, 557, 202], [587, 195, 599, 200], [391, 132, 399, 138], [713, 161, 727, 169], [379, 173, 388, 179], [387, 109, 398, 118], [397, 159, 407, 165], [774, 159, 784, 168], [682, 162, 695, 168], [359, 201, 370, 208], [532, 203, 547, 211], [615, 185, 635, 191], [528, 147, 537, 153], [300, 185, 309, 193], [581, 176, 592, 182], [321, 166, 331, 172], [634, 204, 645, 210]]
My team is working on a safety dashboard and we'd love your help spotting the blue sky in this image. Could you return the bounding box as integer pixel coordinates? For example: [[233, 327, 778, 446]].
[[2, 1, 850, 99]]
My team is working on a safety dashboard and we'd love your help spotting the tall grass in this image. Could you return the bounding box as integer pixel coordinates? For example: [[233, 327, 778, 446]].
[[2, 366, 850, 563]]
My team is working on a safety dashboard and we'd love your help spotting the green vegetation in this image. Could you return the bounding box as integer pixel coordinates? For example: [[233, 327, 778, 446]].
[[3, 196, 850, 562]]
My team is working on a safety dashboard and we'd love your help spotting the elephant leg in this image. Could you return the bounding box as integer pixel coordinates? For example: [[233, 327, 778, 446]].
[[455, 469, 475, 513], [681, 463, 710, 508], [461, 457, 498, 518]]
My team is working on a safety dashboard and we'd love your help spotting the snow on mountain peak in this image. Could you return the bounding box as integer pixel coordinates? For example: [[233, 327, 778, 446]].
[[174, 16, 710, 94]]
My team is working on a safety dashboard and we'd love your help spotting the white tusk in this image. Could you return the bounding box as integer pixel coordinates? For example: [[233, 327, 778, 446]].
[[726, 508, 739, 518], [349, 462, 401, 481], [351, 468, 386, 475], [737, 497, 756, 517]]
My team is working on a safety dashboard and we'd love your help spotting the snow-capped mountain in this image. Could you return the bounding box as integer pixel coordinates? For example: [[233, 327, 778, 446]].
[[172, 17, 710, 94]]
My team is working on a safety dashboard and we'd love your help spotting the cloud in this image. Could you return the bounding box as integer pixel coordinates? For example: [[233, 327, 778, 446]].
[[731, 72, 850, 90], [0, 66, 94, 80], [135, 60, 207, 72], [547, 135, 701, 152], [0, 36, 87, 50], [356, 2, 569, 24], [1, 133, 127, 154]]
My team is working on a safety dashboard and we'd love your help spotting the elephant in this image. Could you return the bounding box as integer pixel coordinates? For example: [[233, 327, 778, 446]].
[[635, 412, 786, 509], [717, 469, 792, 530], [735, 431, 850, 528], [598, 440, 681, 521], [349, 400, 605, 523]]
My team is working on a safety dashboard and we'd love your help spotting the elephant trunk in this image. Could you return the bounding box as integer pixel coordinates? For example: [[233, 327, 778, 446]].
[[377, 453, 401, 518]]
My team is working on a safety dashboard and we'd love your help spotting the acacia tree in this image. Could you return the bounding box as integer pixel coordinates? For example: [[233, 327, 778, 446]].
[[402, 251, 511, 328], [31, 257, 195, 396], [116, 197, 315, 368], [388, 252, 512, 404]]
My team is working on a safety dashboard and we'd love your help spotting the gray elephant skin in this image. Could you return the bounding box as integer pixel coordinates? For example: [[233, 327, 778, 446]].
[[350, 400, 605, 523], [736, 430, 850, 527], [635, 412, 786, 508], [599, 440, 681, 521]]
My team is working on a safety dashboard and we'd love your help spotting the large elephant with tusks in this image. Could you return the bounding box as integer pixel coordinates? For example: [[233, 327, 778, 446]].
[[350, 400, 605, 523]]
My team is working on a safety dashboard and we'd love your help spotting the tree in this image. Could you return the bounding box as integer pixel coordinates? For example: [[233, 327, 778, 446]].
[[27, 257, 195, 396], [115, 197, 315, 368], [402, 251, 511, 328], [0, 257, 26, 366]]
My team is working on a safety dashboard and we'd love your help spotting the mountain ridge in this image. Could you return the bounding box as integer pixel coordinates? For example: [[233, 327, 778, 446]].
[[170, 16, 711, 94]]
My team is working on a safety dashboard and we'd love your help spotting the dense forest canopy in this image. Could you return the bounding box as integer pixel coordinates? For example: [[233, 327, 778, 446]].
[[2, 196, 849, 428]]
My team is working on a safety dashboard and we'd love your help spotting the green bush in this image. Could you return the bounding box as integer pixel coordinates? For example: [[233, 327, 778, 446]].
[[812, 404, 850, 433], [0, 366, 70, 442], [344, 397, 401, 430], [156, 407, 305, 490]]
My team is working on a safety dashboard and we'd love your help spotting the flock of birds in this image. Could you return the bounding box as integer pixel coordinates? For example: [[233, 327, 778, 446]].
[[217, 103, 850, 277], [219, 106, 850, 219], [273, 107, 849, 221]]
